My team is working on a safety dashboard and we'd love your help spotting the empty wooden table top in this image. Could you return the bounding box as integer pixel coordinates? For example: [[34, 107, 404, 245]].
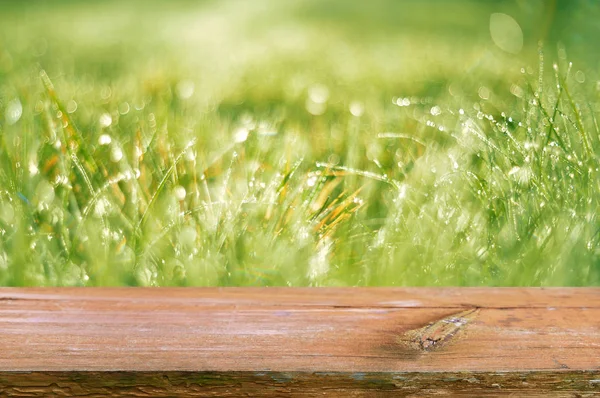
[[1, 288, 599, 396]]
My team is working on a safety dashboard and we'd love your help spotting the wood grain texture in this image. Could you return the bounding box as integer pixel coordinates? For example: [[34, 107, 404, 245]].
[[0, 288, 599, 396]]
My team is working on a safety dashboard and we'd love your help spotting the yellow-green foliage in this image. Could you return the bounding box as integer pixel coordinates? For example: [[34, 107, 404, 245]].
[[0, 0, 599, 286]]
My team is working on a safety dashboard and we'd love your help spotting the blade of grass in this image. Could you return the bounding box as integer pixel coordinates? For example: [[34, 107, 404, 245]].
[[135, 138, 197, 237]]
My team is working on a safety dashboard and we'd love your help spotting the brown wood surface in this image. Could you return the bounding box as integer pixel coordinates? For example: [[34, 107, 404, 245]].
[[1, 288, 599, 396]]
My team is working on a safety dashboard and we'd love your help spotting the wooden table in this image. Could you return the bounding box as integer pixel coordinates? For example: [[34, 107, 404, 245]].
[[1, 288, 599, 396]]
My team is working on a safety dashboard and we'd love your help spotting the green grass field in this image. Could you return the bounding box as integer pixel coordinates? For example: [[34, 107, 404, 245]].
[[1, 0, 599, 286]]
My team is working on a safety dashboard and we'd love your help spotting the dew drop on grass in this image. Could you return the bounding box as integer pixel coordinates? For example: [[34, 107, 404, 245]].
[[98, 134, 112, 145], [118, 102, 130, 115], [28, 161, 39, 176], [34, 100, 44, 114], [327, 153, 340, 165], [99, 113, 112, 127], [176, 80, 195, 100], [306, 99, 326, 116], [110, 146, 123, 162], [489, 13, 523, 54], [306, 85, 329, 115], [5, 98, 22, 125], [510, 84, 524, 98], [308, 84, 329, 104], [66, 100, 77, 113], [49, 208, 61, 225], [101, 227, 112, 240], [478, 87, 490, 100], [100, 86, 112, 100], [174, 185, 186, 201], [120, 170, 132, 181], [94, 198, 110, 218], [306, 175, 318, 187], [111, 229, 124, 242], [349, 101, 364, 117], [234, 127, 249, 143]]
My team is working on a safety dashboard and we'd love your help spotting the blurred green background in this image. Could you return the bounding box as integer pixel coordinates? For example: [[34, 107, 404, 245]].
[[0, 0, 599, 286]]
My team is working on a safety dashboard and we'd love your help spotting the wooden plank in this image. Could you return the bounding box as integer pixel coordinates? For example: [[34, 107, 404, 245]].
[[0, 288, 599, 396], [1, 371, 599, 397]]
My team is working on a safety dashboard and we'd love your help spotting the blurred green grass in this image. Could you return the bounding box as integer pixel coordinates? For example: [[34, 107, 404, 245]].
[[0, 0, 599, 286]]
